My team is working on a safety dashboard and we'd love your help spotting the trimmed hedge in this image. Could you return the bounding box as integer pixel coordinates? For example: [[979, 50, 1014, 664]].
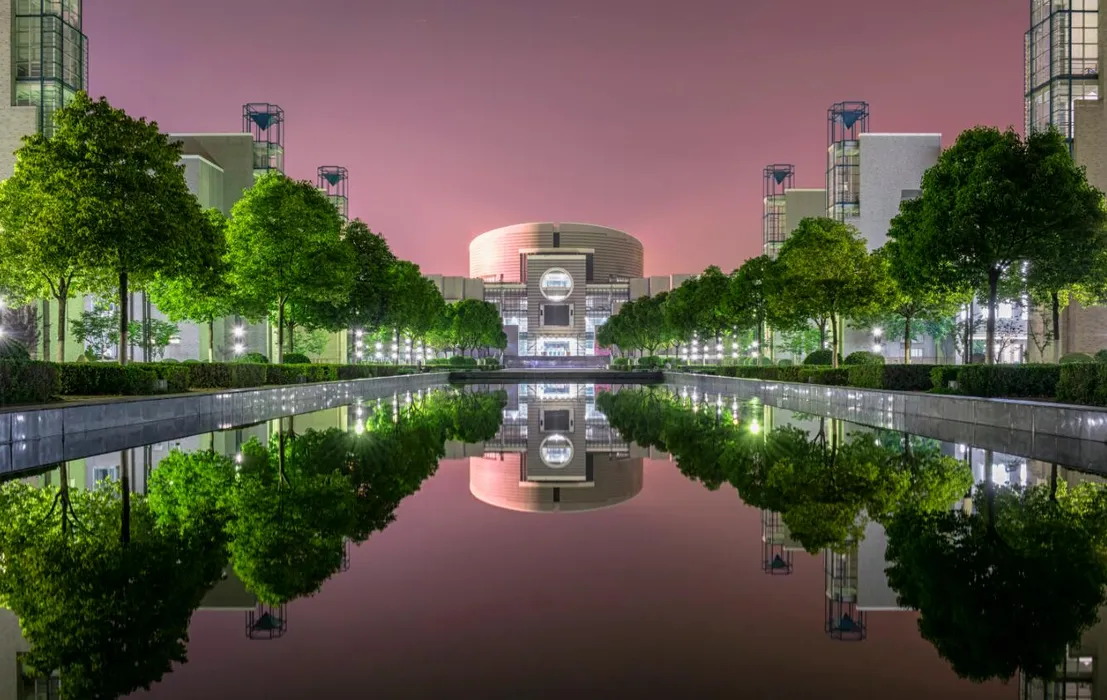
[[282, 353, 312, 364], [1060, 352, 1095, 364], [1058, 363, 1107, 406], [0, 360, 424, 405], [803, 349, 834, 365], [0, 341, 31, 361], [956, 364, 1061, 398], [844, 351, 884, 366], [0, 360, 58, 404]]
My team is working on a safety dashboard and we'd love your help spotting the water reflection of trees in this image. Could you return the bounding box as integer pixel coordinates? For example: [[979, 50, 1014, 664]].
[[0, 388, 505, 699], [598, 387, 1107, 686]]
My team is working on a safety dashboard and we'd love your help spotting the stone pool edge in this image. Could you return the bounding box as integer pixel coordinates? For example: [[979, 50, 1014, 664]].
[[0, 371, 451, 445]]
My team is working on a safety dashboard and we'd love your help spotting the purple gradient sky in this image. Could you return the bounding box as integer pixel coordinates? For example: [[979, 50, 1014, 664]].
[[133, 459, 1011, 698], [85, 0, 1026, 276]]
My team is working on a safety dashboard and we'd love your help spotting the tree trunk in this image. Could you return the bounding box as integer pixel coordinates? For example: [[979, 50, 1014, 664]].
[[118, 271, 130, 365], [120, 448, 131, 545], [288, 321, 295, 354], [963, 302, 971, 364], [1050, 462, 1058, 502], [985, 270, 999, 365], [1051, 291, 1061, 363], [59, 461, 70, 537], [56, 290, 68, 363], [41, 299, 50, 360], [276, 299, 285, 363], [208, 319, 215, 362], [831, 315, 840, 368], [903, 314, 912, 365]]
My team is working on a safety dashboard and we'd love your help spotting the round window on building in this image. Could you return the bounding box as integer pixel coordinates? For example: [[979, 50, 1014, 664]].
[[539, 434, 574, 468], [539, 268, 574, 302]]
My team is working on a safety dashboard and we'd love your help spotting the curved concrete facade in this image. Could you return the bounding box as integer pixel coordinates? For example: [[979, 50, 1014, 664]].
[[469, 222, 644, 283], [469, 453, 644, 513]]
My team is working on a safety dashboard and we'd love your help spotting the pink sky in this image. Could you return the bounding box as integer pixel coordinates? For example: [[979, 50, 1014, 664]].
[[85, 0, 1026, 277]]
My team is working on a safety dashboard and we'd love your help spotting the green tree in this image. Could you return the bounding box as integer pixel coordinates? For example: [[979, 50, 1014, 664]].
[[0, 154, 93, 362], [14, 94, 211, 364], [449, 298, 505, 356], [906, 126, 1106, 364], [146, 208, 237, 362], [885, 479, 1107, 683], [772, 217, 888, 367], [384, 260, 446, 358], [225, 430, 357, 605], [863, 206, 967, 363], [0, 478, 228, 699], [727, 255, 779, 356], [225, 171, 355, 363]]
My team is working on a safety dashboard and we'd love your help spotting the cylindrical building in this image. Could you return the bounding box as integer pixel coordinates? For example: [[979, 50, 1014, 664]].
[[469, 222, 644, 283]]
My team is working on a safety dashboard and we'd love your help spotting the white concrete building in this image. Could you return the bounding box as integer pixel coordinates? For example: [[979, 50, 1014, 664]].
[[856, 133, 942, 251]]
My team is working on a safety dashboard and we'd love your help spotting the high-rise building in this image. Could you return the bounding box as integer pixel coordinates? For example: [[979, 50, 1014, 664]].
[[1, 0, 89, 176], [1025, 0, 1099, 143], [826, 101, 869, 225]]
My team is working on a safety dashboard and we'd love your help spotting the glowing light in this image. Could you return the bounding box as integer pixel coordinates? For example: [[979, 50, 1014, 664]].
[[354, 419, 365, 436], [872, 327, 883, 337], [375, 342, 383, 350], [872, 343, 883, 353], [749, 420, 762, 435], [235, 453, 243, 464], [233, 326, 245, 338], [233, 343, 245, 354]]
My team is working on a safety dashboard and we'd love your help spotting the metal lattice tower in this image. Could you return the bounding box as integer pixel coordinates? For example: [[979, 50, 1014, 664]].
[[760, 510, 795, 575], [826, 101, 869, 222], [245, 602, 288, 640], [318, 166, 349, 221], [13, 0, 89, 136], [824, 546, 866, 641], [243, 103, 285, 177], [762, 164, 794, 258], [1025, 0, 1099, 148]]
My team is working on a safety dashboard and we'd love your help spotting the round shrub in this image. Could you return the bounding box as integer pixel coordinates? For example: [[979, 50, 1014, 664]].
[[844, 350, 885, 366], [1060, 352, 1095, 364], [235, 352, 269, 364], [0, 340, 30, 361], [803, 349, 833, 365], [1095, 349, 1107, 363], [777, 358, 793, 367], [160, 358, 179, 363], [282, 352, 311, 364], [182, 359, 201, 364]]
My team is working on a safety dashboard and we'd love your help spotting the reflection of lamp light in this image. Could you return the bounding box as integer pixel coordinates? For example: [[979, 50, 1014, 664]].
[[872, 344, 882, 353], [539, 434, 574, 468], [749, 419, 761, 434], [233, 343, 245, 354], [354, 419, 365, 436], [872, 327, 882, 337]]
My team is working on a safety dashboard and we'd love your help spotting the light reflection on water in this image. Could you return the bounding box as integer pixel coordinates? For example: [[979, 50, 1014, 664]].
[[0, 382, 1101, 699]]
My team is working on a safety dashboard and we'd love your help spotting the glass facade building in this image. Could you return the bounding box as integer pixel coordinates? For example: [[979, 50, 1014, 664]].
[[12, 0, 89, 136], [1025, 0, 1099, 143]]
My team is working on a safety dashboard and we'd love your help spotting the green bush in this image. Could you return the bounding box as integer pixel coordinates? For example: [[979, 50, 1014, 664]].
[[1058, 362, 1107, 406], [844, 351, 885, 366], [0, 341, 31, 361], [264, 364, 339, 385], [187, 362, 268, 389], [282, 352, 311, 365], [777, 359, 793, 367], [956, 364, 1061, 399], [0, 360, 58, 405], [1096, 349, 1107, 363], [799, 367, 851, 385], [930, 366, 961, 391], [235, 352, 268, 364], [446, 355, 478, 367], [637, 356, 665, 370], [611, 357, 631, 370], [803, 349, 833, 365], [161, 358, 179, 364], [1060, 352, 1095, 364], [883, 365, 945, 392], [56, 363, 173, 396], [845, 364, 884, 389]]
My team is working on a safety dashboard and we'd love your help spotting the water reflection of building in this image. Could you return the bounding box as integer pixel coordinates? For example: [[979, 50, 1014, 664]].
[[469, 384, 651, 513]]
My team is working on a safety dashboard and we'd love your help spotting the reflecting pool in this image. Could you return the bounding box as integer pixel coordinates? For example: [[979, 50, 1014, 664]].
[[2, 381, 1104, 698]]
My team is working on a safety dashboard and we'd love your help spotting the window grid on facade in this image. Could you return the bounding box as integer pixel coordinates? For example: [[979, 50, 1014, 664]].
[[1025, 0, 1099, 143], [13, 0, 88, 136]]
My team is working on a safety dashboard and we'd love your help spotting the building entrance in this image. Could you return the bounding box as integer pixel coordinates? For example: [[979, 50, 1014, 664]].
[[537, 338, 575, 356]]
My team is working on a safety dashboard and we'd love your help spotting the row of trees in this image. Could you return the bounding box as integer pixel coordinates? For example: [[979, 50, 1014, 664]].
[[598, 387, 1107, 683], [600, 127, 1107, 366], [0, 388, 505, 698], [0, 92, 505, 365]]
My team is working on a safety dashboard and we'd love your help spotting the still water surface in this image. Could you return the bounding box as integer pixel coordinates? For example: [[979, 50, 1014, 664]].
[[2, 382, 1101, 699]]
